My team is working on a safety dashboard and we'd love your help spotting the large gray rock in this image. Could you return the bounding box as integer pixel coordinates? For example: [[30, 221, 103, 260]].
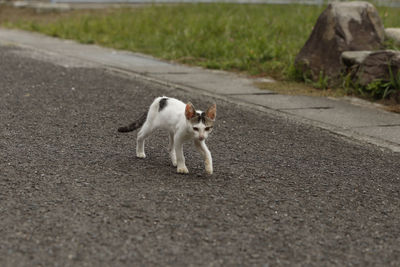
[[295, 1, 384, 83], [341, 50, 400, 86]]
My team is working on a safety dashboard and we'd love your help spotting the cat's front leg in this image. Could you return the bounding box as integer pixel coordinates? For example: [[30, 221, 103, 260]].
[[194, 140, 213, 175], [174, 136, 189, 174]]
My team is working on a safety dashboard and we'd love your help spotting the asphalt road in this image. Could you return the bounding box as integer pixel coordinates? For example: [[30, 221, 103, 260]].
[[1, 44, 400, 266]]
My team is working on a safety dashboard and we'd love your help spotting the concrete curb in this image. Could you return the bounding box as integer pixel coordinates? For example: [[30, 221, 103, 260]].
[[1, 28, 399, 152]]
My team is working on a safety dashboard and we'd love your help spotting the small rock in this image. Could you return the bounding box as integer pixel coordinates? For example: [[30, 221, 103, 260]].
[[342, 50, 400, 86], [385, 28, 400, 45], [341, 51, 372, 66]]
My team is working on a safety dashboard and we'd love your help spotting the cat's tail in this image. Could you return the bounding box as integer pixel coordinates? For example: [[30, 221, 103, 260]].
[[118, 112, 147, 133]]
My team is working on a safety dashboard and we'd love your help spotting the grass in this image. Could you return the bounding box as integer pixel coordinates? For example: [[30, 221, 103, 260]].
[[1, 4, 400, 109], [0, 4, 325, 80]]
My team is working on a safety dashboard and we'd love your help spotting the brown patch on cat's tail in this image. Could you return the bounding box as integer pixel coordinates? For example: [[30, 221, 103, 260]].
[[118, 112, 147, 133]]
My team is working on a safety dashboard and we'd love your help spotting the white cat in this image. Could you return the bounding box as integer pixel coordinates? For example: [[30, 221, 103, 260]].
[[118, 97, 217, 175]]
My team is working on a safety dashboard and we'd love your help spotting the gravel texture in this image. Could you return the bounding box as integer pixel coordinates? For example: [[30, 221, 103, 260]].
[[1, 45, 400, 266]]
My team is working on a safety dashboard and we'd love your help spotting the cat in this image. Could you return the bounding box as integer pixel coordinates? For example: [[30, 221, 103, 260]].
[[118, 97, 217, 175]]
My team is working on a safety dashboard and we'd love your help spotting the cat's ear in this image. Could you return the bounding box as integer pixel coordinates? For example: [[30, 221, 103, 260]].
[[205, 103, 217, 121], [185, 102, 196, 120]]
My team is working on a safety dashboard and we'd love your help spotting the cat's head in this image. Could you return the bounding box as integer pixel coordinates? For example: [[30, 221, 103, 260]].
[[185, 102, 216, 141]]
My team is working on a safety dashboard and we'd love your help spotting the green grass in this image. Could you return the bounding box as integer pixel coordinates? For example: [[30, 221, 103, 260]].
[[1, 4, 327, 79], [1, 4, 400, 92]]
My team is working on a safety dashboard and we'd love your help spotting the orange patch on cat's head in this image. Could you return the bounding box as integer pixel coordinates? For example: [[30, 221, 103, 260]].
[[206, 104, 217, 121], [185, 102, 196, 120]]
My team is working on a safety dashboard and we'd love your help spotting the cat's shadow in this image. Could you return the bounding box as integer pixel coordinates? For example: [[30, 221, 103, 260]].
[[113, 149, 212, 181]]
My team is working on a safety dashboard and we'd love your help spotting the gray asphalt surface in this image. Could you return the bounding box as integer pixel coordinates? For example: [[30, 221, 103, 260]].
[[1, 44, 400, 266]]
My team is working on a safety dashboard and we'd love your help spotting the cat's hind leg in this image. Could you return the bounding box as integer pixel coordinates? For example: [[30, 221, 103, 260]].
[[136, 99, 163, 158], [169, 132, 177, 166], [136, 121, 154, 158]]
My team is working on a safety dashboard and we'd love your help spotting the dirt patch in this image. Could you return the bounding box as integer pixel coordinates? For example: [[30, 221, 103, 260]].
[[255, 80, 345, 97], [256, 80, 400, 113]]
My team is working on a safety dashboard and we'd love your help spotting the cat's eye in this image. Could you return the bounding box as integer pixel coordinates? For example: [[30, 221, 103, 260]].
[[193, 127, 199, 131], [205, 127, 213, 131]]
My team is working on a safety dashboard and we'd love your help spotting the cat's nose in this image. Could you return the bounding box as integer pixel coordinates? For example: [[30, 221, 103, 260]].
[[199, 136, 205, 141]]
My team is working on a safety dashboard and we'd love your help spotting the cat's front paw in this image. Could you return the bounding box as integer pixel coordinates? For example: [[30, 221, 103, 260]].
[[205, 161, 213, 175], [136, 152, 146, 158], [170, 154, 177, 167], [177, 166, 189, 174]]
